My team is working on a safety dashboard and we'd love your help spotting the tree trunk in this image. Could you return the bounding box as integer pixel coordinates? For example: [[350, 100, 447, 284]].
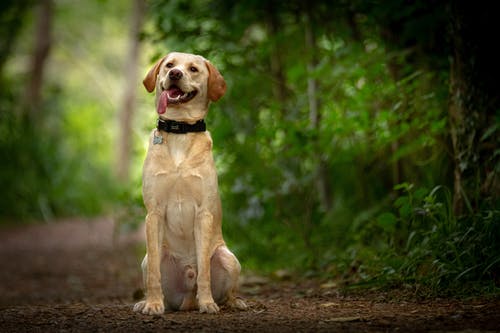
[[116, 0, 145, 182], [304, 11, 332, 212], [448, 2, 500, 215], [266, 3, 288, 117], [26, 0, 53, 116]]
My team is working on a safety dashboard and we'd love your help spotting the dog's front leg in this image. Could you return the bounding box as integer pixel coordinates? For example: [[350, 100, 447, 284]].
[[194, 209, 219, 314], [136, 212, 165, 315]]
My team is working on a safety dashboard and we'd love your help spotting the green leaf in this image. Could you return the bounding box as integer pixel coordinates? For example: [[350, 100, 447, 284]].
[[414, 187, 429, 201], [399, 203, 412, 219], [394, 196, 409, 207], [394, 182, 413, 192], [376, 212, 398, 233]]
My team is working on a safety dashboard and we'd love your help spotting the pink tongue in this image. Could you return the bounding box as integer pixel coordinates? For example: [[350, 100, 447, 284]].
[[157, 90, 168, 115]]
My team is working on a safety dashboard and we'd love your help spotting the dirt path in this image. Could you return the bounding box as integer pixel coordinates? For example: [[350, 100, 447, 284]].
[[1, 218, 499, 332]]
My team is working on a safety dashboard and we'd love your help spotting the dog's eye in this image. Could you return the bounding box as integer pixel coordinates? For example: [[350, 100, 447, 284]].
[[189, 66, 198, 73], [166, 62, 174, 68]]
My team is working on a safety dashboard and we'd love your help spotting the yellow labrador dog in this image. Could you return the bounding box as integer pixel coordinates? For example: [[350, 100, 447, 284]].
[[133, 52, 247, 315]]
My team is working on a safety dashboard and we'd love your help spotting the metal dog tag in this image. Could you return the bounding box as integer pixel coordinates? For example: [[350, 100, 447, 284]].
[[153, 131, 163, 145]]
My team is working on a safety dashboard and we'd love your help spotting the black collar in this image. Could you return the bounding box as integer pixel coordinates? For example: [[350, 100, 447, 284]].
[[157, 118, 206, 134]]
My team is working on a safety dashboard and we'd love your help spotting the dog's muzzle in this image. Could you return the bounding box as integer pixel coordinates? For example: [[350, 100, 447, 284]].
[[156, 71, 198, 115]]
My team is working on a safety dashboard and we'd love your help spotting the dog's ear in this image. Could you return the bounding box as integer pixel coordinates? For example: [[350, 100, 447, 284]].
[[143, 55, 167, 93], [205, 60, 226, 102]]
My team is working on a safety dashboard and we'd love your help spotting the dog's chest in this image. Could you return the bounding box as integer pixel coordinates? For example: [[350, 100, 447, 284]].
[[145, 133, 213, 208], [143, 131, 215, 209], [167, 135, 191, 167]]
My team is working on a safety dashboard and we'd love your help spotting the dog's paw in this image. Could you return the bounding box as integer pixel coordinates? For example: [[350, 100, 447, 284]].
[[133, 300, 165, 315], [199, 301, 220, 314], [228, 297, 248, 311], [133, 300, 146, 313]]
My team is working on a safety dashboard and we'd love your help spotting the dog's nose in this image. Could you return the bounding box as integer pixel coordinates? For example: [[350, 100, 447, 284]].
[[168, 69, 183, 81]]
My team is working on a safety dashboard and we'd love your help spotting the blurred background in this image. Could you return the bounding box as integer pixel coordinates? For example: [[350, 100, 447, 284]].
[[0, 0, 498, 295]]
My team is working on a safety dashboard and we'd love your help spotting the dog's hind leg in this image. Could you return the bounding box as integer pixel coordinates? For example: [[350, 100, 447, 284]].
[[210, 246, 248, 310]]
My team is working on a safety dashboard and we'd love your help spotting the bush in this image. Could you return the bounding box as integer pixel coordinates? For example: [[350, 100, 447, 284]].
[[362, 183, 500, 295]]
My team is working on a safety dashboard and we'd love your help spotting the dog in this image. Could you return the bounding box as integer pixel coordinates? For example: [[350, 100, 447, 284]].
[[133, 52, 247, 315]]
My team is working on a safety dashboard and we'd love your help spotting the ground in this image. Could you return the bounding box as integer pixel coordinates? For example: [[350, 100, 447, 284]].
[[0, 218, 499, 332]]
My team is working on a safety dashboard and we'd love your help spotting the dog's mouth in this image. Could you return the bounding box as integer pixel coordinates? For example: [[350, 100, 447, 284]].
[[157, 85, 198, 115], [166, 85, 197, 104]]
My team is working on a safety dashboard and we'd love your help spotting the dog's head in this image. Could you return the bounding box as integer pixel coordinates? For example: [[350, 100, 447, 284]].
[[143, 52, 226, 121]]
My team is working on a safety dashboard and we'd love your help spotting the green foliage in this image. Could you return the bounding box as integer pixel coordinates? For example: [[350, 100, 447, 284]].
[[0, 84, 118, 221], [353, 183, 500, 295], [0, 0, 129, 222]]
